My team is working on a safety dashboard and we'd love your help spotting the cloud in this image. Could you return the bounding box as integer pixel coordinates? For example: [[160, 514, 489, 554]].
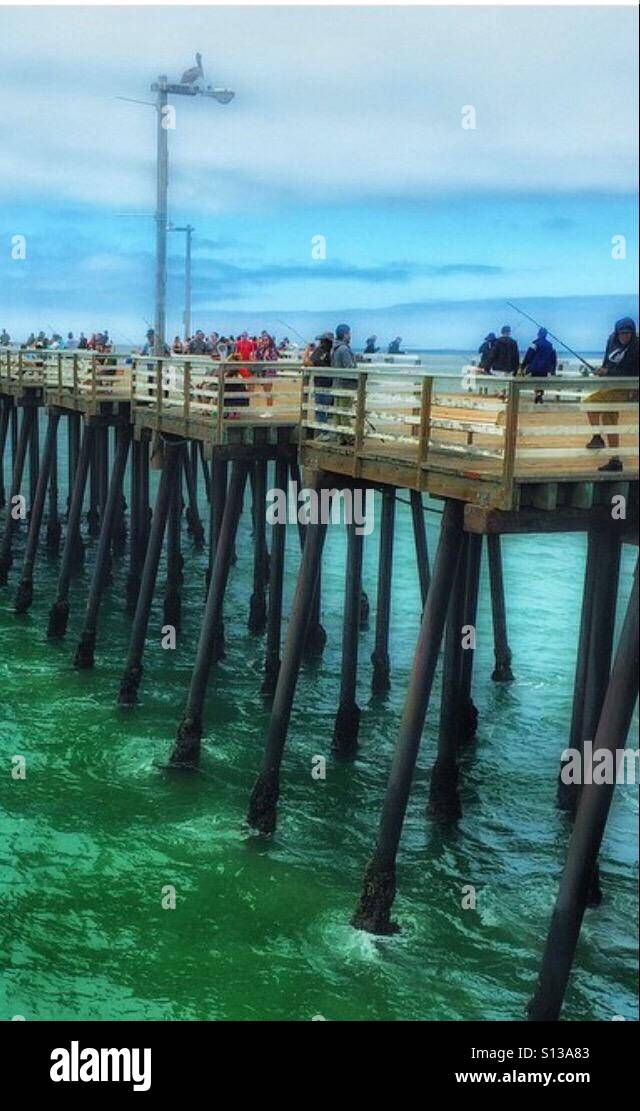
[[0, 5, 637, 215]]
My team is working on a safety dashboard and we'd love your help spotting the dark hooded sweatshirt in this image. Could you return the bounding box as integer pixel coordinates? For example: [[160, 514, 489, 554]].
[[522, 332, 557, 377], [601, 318, 639, 377], [485, 334, 520, 373]]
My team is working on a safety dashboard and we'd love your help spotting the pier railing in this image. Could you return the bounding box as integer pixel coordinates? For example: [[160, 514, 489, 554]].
[[0, 349, 302, 435], [129, 355, 302, 441], [0, 348, 131, 404], [300, 366, 639, 508]]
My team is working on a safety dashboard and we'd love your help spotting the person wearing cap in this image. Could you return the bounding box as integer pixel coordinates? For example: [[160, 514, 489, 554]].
[[141, 328, 169, 356], [585, 316, 638, 472], [484, 325, 520, 374], [478, 332, 496, 371], [310, 331, 334, 431], [520, 327, 557, 403]]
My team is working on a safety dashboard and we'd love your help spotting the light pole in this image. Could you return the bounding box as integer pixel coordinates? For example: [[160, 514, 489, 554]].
[[169, 224, 194, 341], [135, 64, 234, 355], [152, 76, 170, 356]]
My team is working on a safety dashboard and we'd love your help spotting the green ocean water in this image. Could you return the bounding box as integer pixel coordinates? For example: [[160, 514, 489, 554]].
[[0, 443, 638, 1023]]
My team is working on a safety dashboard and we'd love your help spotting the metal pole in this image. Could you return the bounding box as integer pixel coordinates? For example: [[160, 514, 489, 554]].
[[154, 77, 169, 355], [184, 224, 192, 341]]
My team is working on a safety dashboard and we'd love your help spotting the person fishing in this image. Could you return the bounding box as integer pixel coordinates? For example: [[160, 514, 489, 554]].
[[478, 332, 496, 371], [520, 327, 557, 403], [387, 336, 403, 354], [308, 331, 334, 435], [364, 335, 379, 355], [585, 316, 638, 472], [484, 325, 519, 374]]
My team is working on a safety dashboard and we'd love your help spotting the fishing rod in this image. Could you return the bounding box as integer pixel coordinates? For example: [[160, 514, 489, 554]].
[[506, 301, 596, 372], [275, 318, 309, 346]]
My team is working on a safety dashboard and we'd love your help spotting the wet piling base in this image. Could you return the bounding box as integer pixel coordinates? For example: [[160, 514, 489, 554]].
[[247, 769, 280, 836], [170, 716, 203, 769], [351, 853, 400, 935]]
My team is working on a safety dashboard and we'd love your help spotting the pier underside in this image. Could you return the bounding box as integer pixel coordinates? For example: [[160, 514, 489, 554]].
[[1, 350, 638, 1022]]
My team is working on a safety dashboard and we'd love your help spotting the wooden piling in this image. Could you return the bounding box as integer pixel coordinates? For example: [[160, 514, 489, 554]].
[[66, 411, 80, 512], [248, 458, 268, 634], [428, 533, 468, 822], [170, 460, 249, 766], [352, 499, 465, 934], [487, 533, 514, 681], [183, 441, 205, 546], [0, 406, 34, 585], [528, 566, 638, 1021], [247, 515, 328, 834], [333, 518, 364, 756], [28, 405, 40, 510], [47, 423, 94, 638], [74, 426, 131, 668], [262, 454, 288, 697], [118, 439, 179, 704], [163, 446, 183, 633], [87, 433, 100, 538], [410, 489, 430, 607], [14, 411, 61, 614], [45, 415, 61, 553], [557, 529, 600, 811], [0, 398, 10, 511], [206, 457, 228, 664], [457, 531, 482, 742], [126, 437, 143, 610], [371, 486, 396, 695]]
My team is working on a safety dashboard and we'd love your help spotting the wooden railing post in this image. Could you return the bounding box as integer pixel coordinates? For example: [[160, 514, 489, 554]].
[[353, 371, 367, 476], [72, 354, 78, 400], [57, 353, 63, 393], [216, 364, 225, 444], [18, 351, 23, 387], [91, 354, 97, 404], [501, 377, 520, 509], [183, 361, 191, 424], [416, 375, 433, 485], [299, 367, 309, 447], [156, 360, 163, 422]]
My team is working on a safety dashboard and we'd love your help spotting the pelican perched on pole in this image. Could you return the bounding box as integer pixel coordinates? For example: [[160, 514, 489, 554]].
[[181, 53, 203, 85]]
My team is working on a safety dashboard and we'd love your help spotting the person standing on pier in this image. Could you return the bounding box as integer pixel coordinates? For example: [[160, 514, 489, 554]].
[[364, 335, 379, 354], [520, 327, 557, 402], [309, 331, 334, 435], [331, 323, 357, 440], [484, 324, 520, 374], [387, 336, 403, 354], [0, 328, 10, 346], [586, 316, 638, 472], [478, 331, 496, 370]]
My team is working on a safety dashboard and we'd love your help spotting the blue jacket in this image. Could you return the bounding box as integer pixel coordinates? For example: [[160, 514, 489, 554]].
[[522, 335, 557, 376]]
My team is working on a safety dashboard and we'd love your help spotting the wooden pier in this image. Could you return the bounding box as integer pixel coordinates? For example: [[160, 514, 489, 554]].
[[1, 345, 638, 1021]]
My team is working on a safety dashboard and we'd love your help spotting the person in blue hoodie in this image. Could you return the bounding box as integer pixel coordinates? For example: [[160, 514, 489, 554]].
[[520, 327, 557, 402]]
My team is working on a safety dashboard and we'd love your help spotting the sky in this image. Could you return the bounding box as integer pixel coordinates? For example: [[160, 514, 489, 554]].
[[0, 4, 638, 349]]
